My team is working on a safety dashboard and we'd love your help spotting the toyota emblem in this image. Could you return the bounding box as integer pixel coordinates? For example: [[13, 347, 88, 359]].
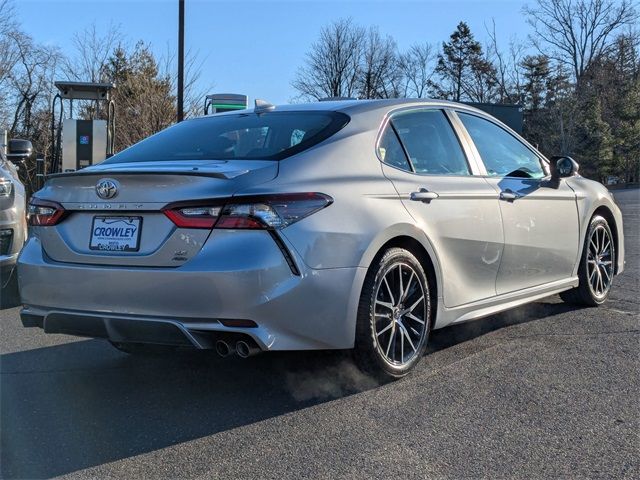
[[96, 179, 119, 199]]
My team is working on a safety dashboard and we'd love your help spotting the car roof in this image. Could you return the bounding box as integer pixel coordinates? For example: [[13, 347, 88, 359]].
[[203, 98, 488, 118]]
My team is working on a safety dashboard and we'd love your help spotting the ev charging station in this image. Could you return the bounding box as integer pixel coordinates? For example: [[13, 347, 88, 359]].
[[50, 81, 116, 173], [204, 93, 248, 115]]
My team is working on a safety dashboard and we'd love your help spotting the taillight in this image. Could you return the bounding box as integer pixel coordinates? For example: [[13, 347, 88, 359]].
[[28, 198, 66, 226], [163, 206, 222, 229], [163, 193, 332, 230]]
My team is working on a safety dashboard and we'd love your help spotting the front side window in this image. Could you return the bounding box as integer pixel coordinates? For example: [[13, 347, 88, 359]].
[[104, 111, 350, 163], [458, 112, 545, 179], [391, 110, 470, 176]]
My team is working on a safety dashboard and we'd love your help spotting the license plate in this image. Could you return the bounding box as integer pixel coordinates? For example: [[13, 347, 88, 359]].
[[90, 216, 142, 252]]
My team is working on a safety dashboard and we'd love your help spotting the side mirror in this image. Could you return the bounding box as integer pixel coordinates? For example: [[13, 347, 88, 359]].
[[7, 139, 33, 165], [550, 156, 579, 181]]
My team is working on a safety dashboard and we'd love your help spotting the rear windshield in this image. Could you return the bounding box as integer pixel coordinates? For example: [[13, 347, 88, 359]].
[[104, 111, 350, 163]]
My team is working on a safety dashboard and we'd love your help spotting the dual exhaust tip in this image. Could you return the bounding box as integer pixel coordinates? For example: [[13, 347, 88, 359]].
[[215, 339, 261, 358]]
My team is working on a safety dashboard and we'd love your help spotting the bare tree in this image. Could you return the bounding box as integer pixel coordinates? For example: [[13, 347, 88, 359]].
[[61, 22, 122, 83], [0, 0, 19, 86], [160, 44, 211, 118], [524, 0, 638, 83], [359, 27, 401, 99], [486, 19, 526, 103], [399, 43, 437, 98], [292, 18, 365, 100]]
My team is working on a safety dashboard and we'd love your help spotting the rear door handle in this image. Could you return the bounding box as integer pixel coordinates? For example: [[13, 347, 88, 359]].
[[499, 190, 520, 201], [410, 188, 439, 202]]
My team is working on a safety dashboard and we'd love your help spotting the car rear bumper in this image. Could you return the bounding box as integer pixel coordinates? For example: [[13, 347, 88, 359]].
[[17, 231, 366, 350]]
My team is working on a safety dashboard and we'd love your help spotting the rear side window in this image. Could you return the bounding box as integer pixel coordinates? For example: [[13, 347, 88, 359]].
[[391, 110, 470, 176], [458, 112, 545, 178], [104, 111, 350, 163], [377, 124, 412, 171]]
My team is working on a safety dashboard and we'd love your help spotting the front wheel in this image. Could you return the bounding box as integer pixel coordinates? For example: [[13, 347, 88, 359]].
[[561, 215, 615, 306], [354, 248, 431, 380]]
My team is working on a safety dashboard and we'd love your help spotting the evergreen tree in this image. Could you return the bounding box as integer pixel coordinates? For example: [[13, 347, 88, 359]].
[[102, 42, 176, 152], [436, 22, 497, 102], [575, 96, 615, 181]]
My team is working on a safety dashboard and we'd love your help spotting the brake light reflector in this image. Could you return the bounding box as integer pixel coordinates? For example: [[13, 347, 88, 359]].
[[163, 193, 332, 230], [27, 198, 66, 226]]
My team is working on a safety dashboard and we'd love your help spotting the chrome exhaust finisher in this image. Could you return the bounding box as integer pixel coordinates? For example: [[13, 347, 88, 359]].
[[215, 340, 233, 357], [235, 340, 261, 358]]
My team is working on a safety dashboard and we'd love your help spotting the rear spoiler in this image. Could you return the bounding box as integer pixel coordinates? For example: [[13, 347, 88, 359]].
[[46, 169, 249, 181]]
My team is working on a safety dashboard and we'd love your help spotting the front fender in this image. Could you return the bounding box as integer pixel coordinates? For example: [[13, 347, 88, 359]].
[[566, 177, 625, 275]]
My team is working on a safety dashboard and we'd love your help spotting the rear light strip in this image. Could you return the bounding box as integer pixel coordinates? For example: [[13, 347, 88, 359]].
[[162, 193, 333, 231]]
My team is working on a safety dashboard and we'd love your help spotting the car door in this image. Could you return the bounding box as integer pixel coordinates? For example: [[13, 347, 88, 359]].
[[455, 111, 580, 294], [378, 108, 504, 308]]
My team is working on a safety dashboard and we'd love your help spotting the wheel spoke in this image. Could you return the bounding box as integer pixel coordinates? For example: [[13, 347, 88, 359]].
[[385, 328, 395, 357], [383, 277, 395, 305], [376, 321, 393, 337], [376, 300, 394, 310], [399, 323, 416, 353], [600, 264, 611, 282], [400, 327, 404, 362], [406, 295, 424, 314], [405, 312, 425, 325], [401, 271, 415, 303], [597, 270, 603, 294], [398, 264, 404, 304]]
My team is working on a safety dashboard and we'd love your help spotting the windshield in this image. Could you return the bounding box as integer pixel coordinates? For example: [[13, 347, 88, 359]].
[[104, 111, 350, 163]]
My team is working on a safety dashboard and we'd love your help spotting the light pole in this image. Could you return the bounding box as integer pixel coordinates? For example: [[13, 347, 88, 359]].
[[177, 0, 185, 122]]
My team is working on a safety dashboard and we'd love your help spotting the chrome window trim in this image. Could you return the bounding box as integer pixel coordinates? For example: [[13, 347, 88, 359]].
[[375, 106, 478, 177], [451, 109, 551, 180]]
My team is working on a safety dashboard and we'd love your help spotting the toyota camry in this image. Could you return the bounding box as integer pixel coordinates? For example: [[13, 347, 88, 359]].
[[17, 99, 625, 379]]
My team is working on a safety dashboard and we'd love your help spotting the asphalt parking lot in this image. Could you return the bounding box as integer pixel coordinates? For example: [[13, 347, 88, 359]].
[[1, 188, 638, 479]]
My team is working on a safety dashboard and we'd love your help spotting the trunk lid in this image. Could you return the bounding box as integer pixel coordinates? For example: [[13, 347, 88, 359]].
[[36, 160, 278, 267]]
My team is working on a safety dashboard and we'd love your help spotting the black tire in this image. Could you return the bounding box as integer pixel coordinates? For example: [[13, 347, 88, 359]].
[[560, 215, 615, 307], [353, 247, 431, 380]]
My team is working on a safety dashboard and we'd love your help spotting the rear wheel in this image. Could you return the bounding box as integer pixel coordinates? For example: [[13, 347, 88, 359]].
[[354, 248, 431, 380], [561, 215, 615, 306]]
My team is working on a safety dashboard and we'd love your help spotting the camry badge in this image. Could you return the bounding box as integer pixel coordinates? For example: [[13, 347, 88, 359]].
[[96, 179, 119, 199]]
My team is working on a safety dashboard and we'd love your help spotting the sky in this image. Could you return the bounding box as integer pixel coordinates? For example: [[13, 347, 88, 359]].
[[17, 0, 532, 105]]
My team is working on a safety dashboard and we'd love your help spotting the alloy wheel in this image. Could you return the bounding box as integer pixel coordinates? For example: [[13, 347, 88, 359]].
[[373, 262, 428, 366], [587, 224, 614, 299]]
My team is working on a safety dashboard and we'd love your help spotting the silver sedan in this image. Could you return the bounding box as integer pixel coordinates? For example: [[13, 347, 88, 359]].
[[17, 99, 625, 379]]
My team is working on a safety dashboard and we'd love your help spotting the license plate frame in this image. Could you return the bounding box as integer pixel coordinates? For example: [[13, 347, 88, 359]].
[[89, 216, 143, 252]]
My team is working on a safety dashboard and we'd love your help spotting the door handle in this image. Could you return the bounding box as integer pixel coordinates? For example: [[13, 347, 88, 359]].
[[499, 190, 520, 201], [410, 188, 439, 202]]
